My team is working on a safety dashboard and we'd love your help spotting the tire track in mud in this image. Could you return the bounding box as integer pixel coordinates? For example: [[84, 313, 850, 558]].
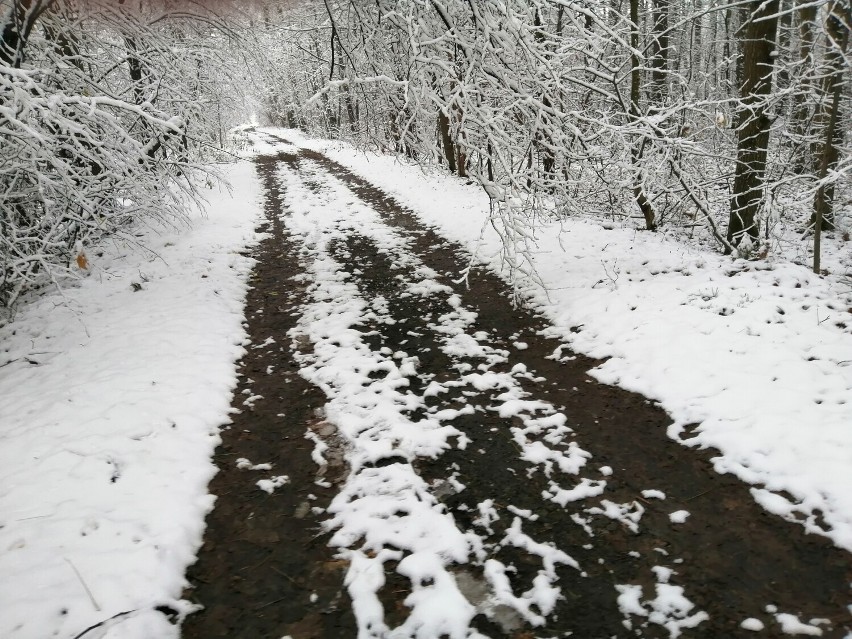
[[319, 220, 849, 639], [274, 139, 850, 638], [180, 150, 357, 639], [184, 137, 851, 639]]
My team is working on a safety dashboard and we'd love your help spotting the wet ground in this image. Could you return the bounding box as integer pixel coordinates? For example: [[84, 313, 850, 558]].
[[180, 136, 852, 638]]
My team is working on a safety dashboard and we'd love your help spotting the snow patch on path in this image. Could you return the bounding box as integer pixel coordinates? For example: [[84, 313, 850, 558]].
[[616, 565, 709, 638]]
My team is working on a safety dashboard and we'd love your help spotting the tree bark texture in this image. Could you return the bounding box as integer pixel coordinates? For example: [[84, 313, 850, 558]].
[[812, 0, 851, 249], [649, 0, 670, 107], [630, 0, 657, 231], [727, 0, 780, 249], [437, 109, 457, 173], [792, 3, 818, 173]]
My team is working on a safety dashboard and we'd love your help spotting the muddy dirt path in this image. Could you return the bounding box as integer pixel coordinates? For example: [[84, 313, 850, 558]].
[[181, 136, 851, 639]]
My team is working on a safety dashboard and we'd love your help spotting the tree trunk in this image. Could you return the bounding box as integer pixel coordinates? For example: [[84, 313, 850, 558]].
[[452, 103, 467, 177], [812, 0, 851, 248], [723, 7, 735, 91], [812, 74, 842, 274], [775, 0, 793, 107], [648, 0, 669, 107], [708, 4, 719, 92], [534, 8, 556, 180], [791, 4, 818, 173], [727, 0, 780, 250], [437, 109, 457, 173], [630, 0, 657, 231]]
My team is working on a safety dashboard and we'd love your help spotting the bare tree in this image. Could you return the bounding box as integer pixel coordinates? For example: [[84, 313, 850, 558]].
[[254, 0, 850, 267], [812, 0, 851, 272], [791, 3, 819, 174], [629, 0, 658, 230], [727, 0, 781, 250]]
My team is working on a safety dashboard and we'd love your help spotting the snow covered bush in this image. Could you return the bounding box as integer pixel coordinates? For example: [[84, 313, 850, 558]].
[[254, 0, 851, 274], [0, 64, 204, 307], [0, 0, 247, 308]]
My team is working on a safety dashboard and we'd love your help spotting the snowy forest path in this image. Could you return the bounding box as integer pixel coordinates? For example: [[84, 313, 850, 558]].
[[181, 135, 852, 639]]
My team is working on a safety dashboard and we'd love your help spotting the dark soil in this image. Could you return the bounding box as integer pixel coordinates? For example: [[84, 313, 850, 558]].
[[181, 139, 852, 638], [180, 150, 357, 639]]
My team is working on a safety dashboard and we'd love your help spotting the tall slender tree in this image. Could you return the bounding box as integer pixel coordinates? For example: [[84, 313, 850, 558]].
[[630, 0, 658, 230], [812, 0, 851, 271], [727, 0, 781, 249]]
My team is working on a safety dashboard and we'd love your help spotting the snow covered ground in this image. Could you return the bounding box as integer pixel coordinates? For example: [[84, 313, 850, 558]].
[[279, 128, 852, 555], [2, 127, 849, 639], [0, 163, 263, 639]]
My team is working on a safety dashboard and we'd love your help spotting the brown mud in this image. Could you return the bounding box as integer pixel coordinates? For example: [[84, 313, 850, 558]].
[[180, 150, 357, 639], [181, 139, 851, 638]]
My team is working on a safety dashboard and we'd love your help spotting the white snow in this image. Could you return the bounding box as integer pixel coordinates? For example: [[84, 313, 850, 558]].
[[615, 567, 709, 638], [280, 128, 852, 552], [587, 499, 646, 533], [775, 612, 826, 636], [543, 477, 606, 506], [256, 475, 290, 494], [473, 500, 500, 535], [669, 510, 691, 524], [0, 161, 263, 639], [741, 617, 766, 631], [8, 123, 847, 638], [236, 458, 273, 471], [305, 430, 330, 466]]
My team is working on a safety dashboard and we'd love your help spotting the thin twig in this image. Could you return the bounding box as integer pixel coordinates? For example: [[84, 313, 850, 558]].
[[65, 558, 101, 611], [271, 565, 310, 590], [71, 610, 135, 639], [685, 486, 717, 502], [255, 596, 288, 611]]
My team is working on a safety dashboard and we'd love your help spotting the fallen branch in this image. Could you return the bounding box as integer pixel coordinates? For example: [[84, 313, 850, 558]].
[[71, 610, 136, 639]]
